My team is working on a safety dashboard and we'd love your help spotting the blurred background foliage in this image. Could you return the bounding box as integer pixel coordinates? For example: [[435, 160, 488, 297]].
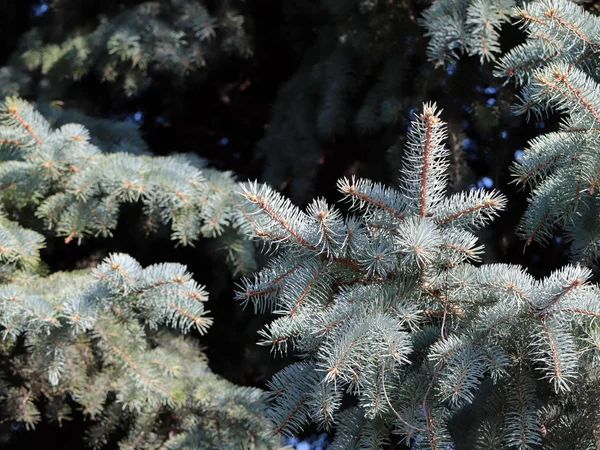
[[0, 0, 590, 448]]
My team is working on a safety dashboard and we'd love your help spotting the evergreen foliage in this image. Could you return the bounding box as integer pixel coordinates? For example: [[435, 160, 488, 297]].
[[0, 97, 256, 276], [254, 1, 425, 203], [238, 103, 600, 448], [255, 1, 496, 206], [421, 0, 516, 66], [497, 0, 600, 267], [3, 0, 600, 448], [2, 0, 252, 98], [0, 225, 277, 448], [0, 96, 277, 447]]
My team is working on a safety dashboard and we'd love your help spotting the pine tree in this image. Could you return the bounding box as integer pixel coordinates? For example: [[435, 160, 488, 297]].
[[238, 103, 600, 448]]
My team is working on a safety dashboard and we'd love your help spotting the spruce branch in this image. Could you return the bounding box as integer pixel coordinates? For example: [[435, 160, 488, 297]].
[[498, 0, 600, 266], [420, 0, 515, 66], [0, 249, 277, 448], [7, 1, 253, 96], [238, 100, 600, 447], [0, 97, 257, 276]]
